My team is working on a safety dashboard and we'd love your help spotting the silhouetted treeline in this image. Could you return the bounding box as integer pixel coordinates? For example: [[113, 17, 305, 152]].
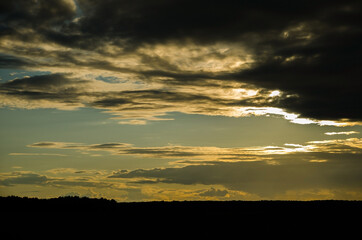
[[1, 196, 361, 214], [1, 196, 361, 238], [1, 195, 361, 213], [0, 195, 118, 212]]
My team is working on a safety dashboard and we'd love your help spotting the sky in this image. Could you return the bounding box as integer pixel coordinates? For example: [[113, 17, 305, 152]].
[[0, 0, 361, 201]]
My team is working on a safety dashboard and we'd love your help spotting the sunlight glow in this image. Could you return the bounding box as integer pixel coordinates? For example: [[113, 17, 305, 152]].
[[231, 106, 356, 127], [232, 88, 259, 98], [325, 131, 359, 136], [269, 90, 281, 97]]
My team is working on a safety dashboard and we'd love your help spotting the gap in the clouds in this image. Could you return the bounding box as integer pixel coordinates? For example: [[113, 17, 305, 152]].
[[0, 69, 51, 82], [1, 107, 359, 148], [94, 75, 119, 83], [151, 112, 360, 148], [0, 107, 356, 149], [1, 108, 360, 172]]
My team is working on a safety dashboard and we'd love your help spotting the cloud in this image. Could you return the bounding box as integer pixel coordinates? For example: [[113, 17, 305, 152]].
[[199, 188, 228, 197], [28, 138, 362, 185], [0, 170, 153, 201], [0, 0, 361, 125], [0, 72, 270, 123], [0, 170, 113, 189], [25, 140, 301, 162], [307, 138, 362, 154], [0, 54, 32, 68], [27, 138, 362, 166], [109, 152, 362, 198], [4, 135, 362, 199], [99, 137, 361, 197], [325, 131, 359, 136], [50, 179, 112, 188], [0, 73, 90, 110], [72, 0, 359, 47], [0, 172, 49, 186], [226, 6, 362, 122], [1, 73, 320, 125], [9, 153, 67, 156], [29, 142, 83, 149], [27, 138, 362, 159]]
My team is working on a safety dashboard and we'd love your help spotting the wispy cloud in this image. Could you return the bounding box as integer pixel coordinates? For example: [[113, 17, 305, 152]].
[[3, 136, 362, 200], [109, 149, 362, 199], [27, 138, 362, 164], [324, 131, 359, 136], [9, 153, 67, 156]]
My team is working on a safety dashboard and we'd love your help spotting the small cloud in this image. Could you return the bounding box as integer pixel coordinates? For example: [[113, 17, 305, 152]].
[[130, 179, 160, 184], [11, 166, 23, 169], [27, 141, 84, 149], [45, 168, 78, 174], [30, 142, 58, 147], [118, 120, 147, 125], [9, 153, 67, 156], [0, 172, 49, 186], [324, 131, 359, 136], [284, 143, 304, 148], [199, 188, 228, 197], [90, 154, 103, 157], [309, 160, 328, 163], [62, 192, 81, 197]]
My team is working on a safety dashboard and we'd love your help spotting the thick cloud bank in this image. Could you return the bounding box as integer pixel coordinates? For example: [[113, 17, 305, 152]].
[[0, 0, 361, 124]]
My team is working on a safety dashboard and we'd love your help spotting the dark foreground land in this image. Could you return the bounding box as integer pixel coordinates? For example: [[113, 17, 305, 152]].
[[1, 196, 361, 238]]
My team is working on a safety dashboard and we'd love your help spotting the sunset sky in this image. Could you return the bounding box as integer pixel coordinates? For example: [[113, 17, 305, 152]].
[[0, 0, 361, 201]]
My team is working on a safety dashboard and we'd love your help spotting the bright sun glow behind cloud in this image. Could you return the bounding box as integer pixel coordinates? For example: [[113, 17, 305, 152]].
[[231, 107, 353, 126], [269, 90, 281, 97]]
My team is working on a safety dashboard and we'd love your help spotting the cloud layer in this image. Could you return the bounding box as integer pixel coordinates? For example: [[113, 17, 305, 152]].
[[3, 137, 360, 199], [26, 138, 362, 163], [0, 0, 361, 125], [105, 138, 362, 198]]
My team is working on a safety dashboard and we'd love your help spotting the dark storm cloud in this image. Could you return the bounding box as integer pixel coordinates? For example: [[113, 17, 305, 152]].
[[75, 0, 362, 121], [0, 0, 76, 28], [0, 0, 325, 46], [74, 0, 335, 44], [3, 0, 359, 53], [232, 30, 362, 121], [1, 0, 361, 122]]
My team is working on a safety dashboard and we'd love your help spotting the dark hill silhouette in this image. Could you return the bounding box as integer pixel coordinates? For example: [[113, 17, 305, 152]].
[[1, 196, 361, 238]]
